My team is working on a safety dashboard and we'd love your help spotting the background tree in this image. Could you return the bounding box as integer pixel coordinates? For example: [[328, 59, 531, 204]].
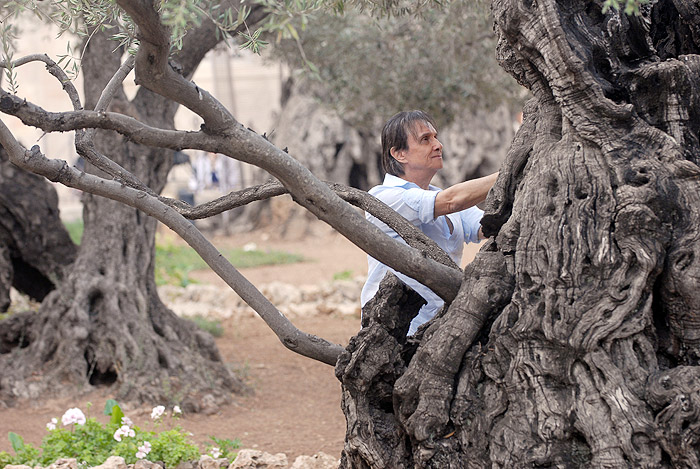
[[268, 0, 523, 190], [0, 0, 269, 410]]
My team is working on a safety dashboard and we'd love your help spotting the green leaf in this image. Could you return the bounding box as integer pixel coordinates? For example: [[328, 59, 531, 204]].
[[8, 432, 24, 453], [109, 405, 125, 426], [287, 23, 300, 41], [237, 4, 250, 25], [103, 399, 119, 415]]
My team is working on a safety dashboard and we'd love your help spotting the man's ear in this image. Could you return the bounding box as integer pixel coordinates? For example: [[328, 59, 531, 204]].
[[390, 147, 406, 163]]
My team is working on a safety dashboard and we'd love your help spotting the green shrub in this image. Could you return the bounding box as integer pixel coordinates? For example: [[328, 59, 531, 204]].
[[0, 402, 214, 468], [207, 436, 240, 459]]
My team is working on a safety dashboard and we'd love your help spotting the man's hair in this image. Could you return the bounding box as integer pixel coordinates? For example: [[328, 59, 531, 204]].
[[381, 110, 438, 176]]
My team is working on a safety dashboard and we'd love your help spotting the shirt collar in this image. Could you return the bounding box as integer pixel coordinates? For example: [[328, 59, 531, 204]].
[[383, 173, 415, 187], [383, 173, 440, 191]]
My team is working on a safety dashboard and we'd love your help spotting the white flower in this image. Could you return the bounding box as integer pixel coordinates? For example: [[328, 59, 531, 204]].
[[210, 447, 221, 458], [136, 441, 152, 459], [46, 418, 57, 431], [150, 405, 165, 420], [242, 242, 257, 252], [139, 441, 152, 453], [121, 416, 133, 427], [61, 408, 86, 426], [113, 425, 135, 441], [173, 405, 182, 415]]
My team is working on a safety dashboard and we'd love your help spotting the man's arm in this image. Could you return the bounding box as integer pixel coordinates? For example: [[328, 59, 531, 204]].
[[434, 172, 499, 217]]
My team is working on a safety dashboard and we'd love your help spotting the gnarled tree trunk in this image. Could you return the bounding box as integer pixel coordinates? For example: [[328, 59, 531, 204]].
[[338, 1, 700, 467], [0, 145, 76, 312], [0, 8, 266, 408]]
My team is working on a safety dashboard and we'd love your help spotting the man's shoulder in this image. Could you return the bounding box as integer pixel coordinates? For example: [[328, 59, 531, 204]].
[[369, 183, 407, 197]]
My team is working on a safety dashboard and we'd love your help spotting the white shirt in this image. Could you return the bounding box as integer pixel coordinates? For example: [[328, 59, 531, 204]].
[[361, 174, 483, 335]]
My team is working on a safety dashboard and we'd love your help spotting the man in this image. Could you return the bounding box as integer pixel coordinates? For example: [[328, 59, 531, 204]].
[[361, 110, 498, 335]]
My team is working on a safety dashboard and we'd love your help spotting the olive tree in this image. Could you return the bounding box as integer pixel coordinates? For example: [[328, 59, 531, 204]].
[[0, 0, 461, 410], [2, 0, 700, 467], [337, 0, 700, 467]]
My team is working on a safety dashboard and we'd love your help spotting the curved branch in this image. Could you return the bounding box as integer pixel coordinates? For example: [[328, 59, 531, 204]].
[[0, 91, 464, 301], [0, 119, 344, 366], [329, 183, 459, 269], [110, 0, 464, 302], [115, 0, 239, 133], [163, 180, 459, 269], [0, 54, 82, 111], [92, 54, 136, 113]]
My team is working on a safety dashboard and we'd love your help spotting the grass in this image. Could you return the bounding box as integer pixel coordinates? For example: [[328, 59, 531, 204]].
[[154, 239, 304, 287], [64, 219, 84, 245], [62, 220, 305, 287], [333, 269, 354, 281]]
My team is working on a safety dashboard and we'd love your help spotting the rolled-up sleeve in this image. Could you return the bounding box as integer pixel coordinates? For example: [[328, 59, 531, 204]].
[[460, 206, 484, 243], [402, 188, 438, 224]]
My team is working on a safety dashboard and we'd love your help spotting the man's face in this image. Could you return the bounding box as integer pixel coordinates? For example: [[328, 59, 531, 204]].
[[394, 121, 443, 175]]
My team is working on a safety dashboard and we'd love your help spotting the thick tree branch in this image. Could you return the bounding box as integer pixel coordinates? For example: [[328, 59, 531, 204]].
[[0, 89, 464, 302], [0, 119, 344, 366], [162, 180, 459, 269], [116, 0, 239, 133], [110, 0, 463, 301], [0, 91, 208, 148]]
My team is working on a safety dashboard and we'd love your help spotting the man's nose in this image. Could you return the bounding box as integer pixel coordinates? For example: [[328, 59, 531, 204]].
[[434, 138, 443, 151]]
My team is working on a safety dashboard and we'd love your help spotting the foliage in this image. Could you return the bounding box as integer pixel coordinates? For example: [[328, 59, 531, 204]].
[[0, 0, 255, 84], [148, 429, 200, 467], [0, 25, 18, 94], [0, 402, 202, 468], [269, 0, 523, 132], [207, 436, 241, 459]]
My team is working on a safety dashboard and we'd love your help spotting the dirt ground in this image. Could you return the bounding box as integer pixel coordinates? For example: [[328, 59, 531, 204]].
[[0, 221, 482, 462]]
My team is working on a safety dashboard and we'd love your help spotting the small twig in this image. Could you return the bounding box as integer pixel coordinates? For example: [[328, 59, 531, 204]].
[[0, 54, 81, 110], [93, 54, 135, 113]]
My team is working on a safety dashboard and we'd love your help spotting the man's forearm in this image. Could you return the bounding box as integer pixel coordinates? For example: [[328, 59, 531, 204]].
[[434, 172, 499, 217]]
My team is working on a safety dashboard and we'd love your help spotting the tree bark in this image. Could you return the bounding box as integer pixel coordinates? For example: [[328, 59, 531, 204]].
[[338, 1, 700, 467]]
